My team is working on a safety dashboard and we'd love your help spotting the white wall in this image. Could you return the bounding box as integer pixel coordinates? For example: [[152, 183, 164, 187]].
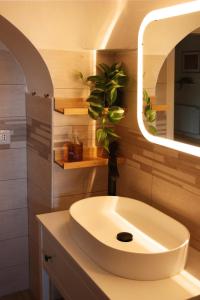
[[0, 0, 194, 51]]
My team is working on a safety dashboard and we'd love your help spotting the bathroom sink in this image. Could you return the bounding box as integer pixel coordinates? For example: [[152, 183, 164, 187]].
[[69, 196, 190, 280]]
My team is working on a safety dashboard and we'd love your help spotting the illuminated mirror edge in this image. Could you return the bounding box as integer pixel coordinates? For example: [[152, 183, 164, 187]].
[[137, 0, 200, 157]]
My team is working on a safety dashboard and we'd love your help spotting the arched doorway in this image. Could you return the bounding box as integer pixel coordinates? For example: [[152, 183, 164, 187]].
[[0, 15, 53, 299]]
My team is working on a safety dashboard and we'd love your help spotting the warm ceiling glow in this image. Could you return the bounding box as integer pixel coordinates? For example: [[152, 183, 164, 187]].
[[99, 0, 126, 49], [137, 0, 200, 157]]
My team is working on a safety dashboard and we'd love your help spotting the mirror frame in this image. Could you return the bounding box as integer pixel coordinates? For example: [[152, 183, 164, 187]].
[[137, 1, 200, 157]]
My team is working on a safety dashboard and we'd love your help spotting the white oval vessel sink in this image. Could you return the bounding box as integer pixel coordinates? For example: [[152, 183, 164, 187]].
[[69, 196, 190, 280]]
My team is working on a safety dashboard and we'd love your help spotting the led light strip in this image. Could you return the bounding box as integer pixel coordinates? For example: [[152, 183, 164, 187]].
[[137, 0, 200, 157]]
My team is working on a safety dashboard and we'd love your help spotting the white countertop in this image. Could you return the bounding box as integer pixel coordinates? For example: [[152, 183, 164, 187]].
[[37, 210, 200, 300]]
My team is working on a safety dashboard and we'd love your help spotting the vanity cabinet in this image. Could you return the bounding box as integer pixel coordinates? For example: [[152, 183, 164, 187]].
[[37, 210, 200, 300], [40, 223, 108, 300]]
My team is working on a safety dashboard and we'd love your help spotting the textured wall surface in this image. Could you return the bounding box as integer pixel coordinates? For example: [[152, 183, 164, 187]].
[[115, 50, 200, 251], [26, 94, 52, 300], [0, 48, 28, 296], [40, 50, 108, 212]]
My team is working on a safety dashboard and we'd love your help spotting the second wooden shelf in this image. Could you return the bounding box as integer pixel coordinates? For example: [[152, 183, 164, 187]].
[[55, 157, 108, 169], [54, 149, 125, 170]]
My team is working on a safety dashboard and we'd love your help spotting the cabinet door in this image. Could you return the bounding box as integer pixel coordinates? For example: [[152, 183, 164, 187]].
[[42, 229, 102, 300]]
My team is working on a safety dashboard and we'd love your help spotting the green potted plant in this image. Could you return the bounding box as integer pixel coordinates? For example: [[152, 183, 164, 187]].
[[143, 89, 157, 134], [79, 62, 127, 195]]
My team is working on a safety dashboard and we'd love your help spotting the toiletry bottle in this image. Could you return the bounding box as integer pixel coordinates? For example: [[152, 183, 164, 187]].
[[63, 141, 69, 162], [68, 134, 75, 162], [72, 135, 83, 161]]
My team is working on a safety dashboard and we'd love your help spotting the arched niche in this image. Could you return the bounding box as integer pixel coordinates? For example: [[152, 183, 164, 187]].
[[0, 15, 53, 96]]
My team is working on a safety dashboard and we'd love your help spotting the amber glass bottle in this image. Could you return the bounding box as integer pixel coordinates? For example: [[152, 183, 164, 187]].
[[72, 135, 83, 161]]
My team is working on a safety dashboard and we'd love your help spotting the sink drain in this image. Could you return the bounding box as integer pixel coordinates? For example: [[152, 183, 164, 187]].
[[116, 232, 133, 242]]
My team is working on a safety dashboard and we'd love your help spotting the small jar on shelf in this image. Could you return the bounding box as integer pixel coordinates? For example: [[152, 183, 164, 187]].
[[63, 134, 83, 162]]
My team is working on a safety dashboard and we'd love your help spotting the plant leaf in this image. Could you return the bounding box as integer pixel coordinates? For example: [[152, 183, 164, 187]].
[[143, 89, 151, 104], [88, 107, 100, 120], [106, 128, 120, 139], [109, 88, 117, 105], [91, 88, 104, 94], [77, 71, 83, 79], [98, 63, 110, 74], [89, 102, 103, 110], [87, 75, 103, 82], [148, 125, 157, 135], [108, 106, 125, 123], [86, 94, 99, 102], [145, 110, 156, 122], [111, 62, 122, 71], [103, 137, 110, 152], [96, 128, 107, 143]]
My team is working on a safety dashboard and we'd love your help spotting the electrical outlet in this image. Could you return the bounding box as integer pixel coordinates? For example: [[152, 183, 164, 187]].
[[0, 130, 11, 145]]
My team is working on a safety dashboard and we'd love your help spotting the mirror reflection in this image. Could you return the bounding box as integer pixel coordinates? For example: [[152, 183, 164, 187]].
[[143, 11, 200, 147]]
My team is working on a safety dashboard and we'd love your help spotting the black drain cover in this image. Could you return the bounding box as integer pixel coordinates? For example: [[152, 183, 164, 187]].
[[116, 232, 133, 242]]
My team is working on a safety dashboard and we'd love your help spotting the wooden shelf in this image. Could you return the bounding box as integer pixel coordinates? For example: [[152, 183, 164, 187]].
[[55, 157, 108, 169], [54, 149, 125, 170], [149, 97, 168, 112], [152, 104, 168, 111], [54, 97, 89, 115]]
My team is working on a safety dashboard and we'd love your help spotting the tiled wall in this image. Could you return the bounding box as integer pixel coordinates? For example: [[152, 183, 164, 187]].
[[114, 50, 200, 251], [0, 47, 29, 296], [26, 94, 52, 300], [41, 50, 107, 211]]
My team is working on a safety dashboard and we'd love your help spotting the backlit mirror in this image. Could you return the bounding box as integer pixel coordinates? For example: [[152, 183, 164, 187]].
[[137, 1, 200, 157]]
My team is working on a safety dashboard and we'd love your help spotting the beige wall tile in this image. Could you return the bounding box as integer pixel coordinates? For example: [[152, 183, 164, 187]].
[[115, 50, 137, 92], [0, 237, 28, 269], [26, 94, 52, 125], [28, 194, 51, 244], [153, 161, 196, 185], [0, 208, 28, 241], [82, 167, 108, 194], [0, 148, 27, 180], [118, 163, 153, 204], [0, 179, 27, 211], [152, 176, 200, 247], [0, 86, 25, 118], [28, 179, 51, 209], [153, 144, 179, 158], [53, 190, 106, 211], [119, 90, 139, 132], [0, 50, 25, 85], [0, 264, 29, 297], [53, 164, 84, 197], [27, 149, 52, 195]]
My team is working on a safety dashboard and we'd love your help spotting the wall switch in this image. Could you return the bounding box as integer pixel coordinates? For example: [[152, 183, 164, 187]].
[[0, 130, 11, 145]]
